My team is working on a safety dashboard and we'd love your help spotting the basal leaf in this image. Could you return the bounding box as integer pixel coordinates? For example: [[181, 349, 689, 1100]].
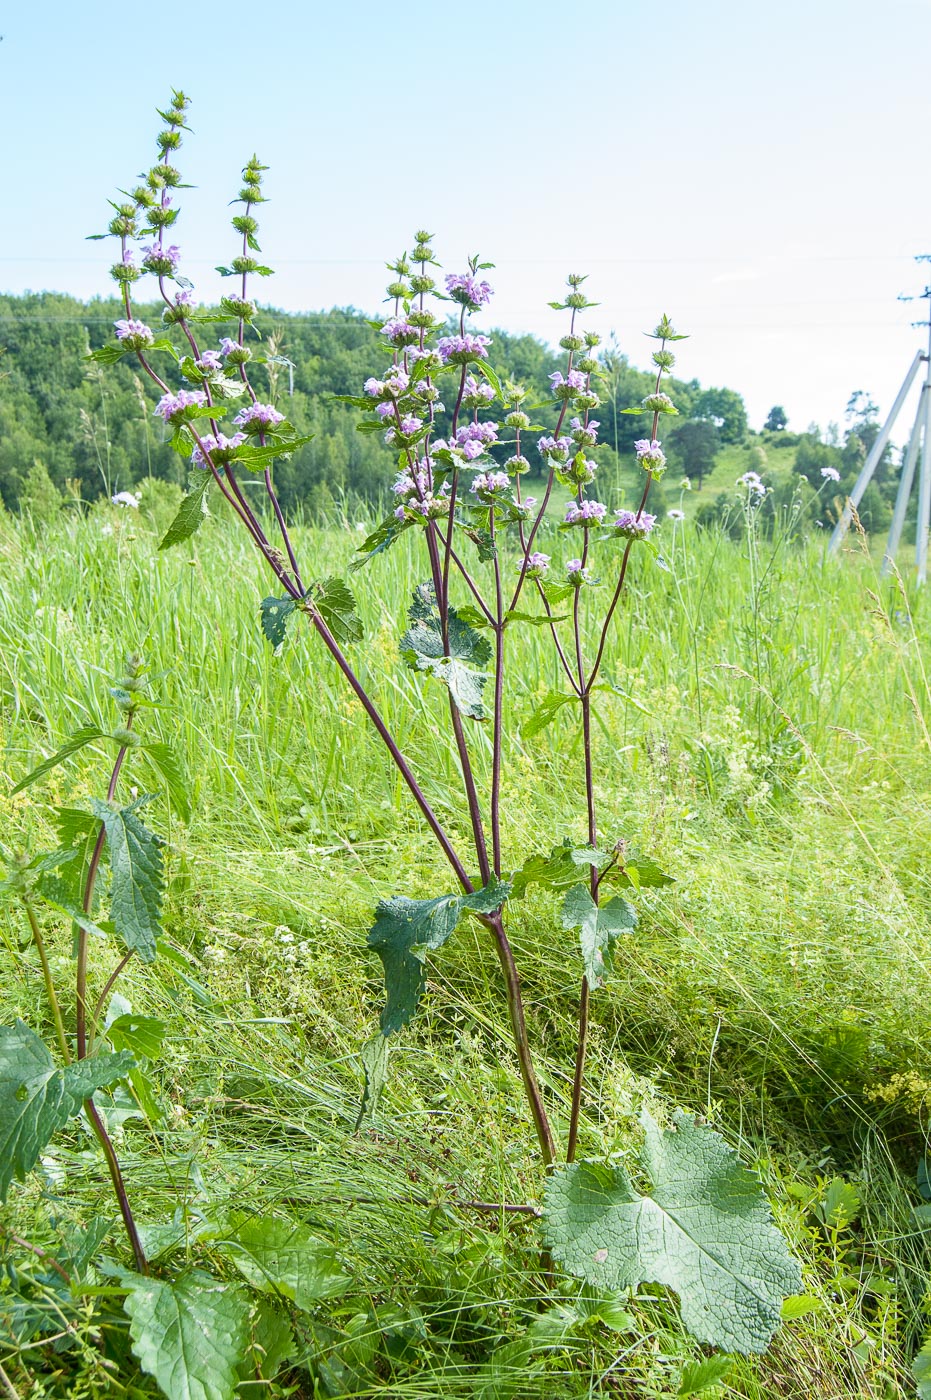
[[369, 879, 509, 1035], [141, 741, 191, 823], [400, 583, 492, 721], [542, 1112, 802, 1354], [9, 727, 105, 796], [0, 1022, 133, 1201], [122, 1269, 250, 1400], [521, 692, 578, 740], [159, 474, 211, 550], [222, 1216, 352, 1310], [239, 1297, 296, 1388], [307, 577, 363, 646], [260, 596, 296, 649], [90, 800, 163, 963], [561, 885, 637, 988]]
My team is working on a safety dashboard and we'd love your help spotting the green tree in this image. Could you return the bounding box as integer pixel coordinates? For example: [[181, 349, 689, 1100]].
[[693, 386, 748, 445], [764, 405, 787, 432], [666, 418, 720, 490]]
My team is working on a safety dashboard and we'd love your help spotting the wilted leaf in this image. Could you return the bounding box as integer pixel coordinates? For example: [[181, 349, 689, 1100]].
[[542, 1112, 801, 1354]]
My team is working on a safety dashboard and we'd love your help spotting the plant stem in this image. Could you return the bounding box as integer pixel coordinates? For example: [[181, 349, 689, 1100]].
[[88, 950, 135, 1052], [21, 898, 70, 1064], [83, 1098, 148, 1274], [488, 911, 555, 1166], [567, 691, 598, 1161]]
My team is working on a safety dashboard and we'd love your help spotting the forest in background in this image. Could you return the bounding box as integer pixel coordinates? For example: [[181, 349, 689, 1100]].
[[0, 291, 913, 537]]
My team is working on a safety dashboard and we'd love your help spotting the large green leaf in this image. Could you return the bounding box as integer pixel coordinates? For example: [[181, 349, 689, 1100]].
[[142, 741, 191, 823], [560, 885, 637, 988], [542, 1112, 801, 1354], [221, 1216, 352, 1309], [307, 577, 363, 647], [369, 879, 509, 1035], [90, 799, 163, 963], [35, 864, 110, 941], [9, 727, 105, 796], [400, 582, 492, 721], [159, 474, 211, 550], [122, 1270, 250, 1400], [511, 841, 613, 900], [238, 1297, 296, 1390], [0, 1022, 133, 1201], [260, 595, 296, 648]]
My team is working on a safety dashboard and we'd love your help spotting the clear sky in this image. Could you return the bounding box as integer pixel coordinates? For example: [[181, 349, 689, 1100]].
[[2, 0, 930, 436]]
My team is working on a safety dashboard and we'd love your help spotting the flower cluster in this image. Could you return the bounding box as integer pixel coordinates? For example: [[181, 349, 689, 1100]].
[[111, 490, 141, 508], [141, 243, 181, 275], [191, 431, 246, 470], [614, 509, 656, 538], [470, 471, 511, 499], [114, 319, 154, 349], [234, 402, 285, 434], [437, 333, 492, 364], [538, 435, 572, 462], [445, 272, 493, 307], [737, 471, 767, 500], [154, 388, 207, 423], [195, 350, 222, 373], [461, 374, 495, 409], [564, 499, 607, 527], [517, 551, 550, 578], [220, 337, 251, 365], [634, 439, 667, 476], [642, 392, 676, 414], [566, 558, 592, 585], [570, 417, 599, 448], [382, 317, 419, 347], [821, 466, 840, 483], [385, 415, 423, 445]]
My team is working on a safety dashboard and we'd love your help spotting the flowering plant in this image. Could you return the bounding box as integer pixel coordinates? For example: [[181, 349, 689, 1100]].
[[0, 92, 801, 1397]]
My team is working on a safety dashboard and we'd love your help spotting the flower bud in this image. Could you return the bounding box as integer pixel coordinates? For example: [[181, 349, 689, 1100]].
[[386, 280, 409, 299], [505, 411, 530, 430], [409, 275, 435, 294], [407, 308, 435, 328], [157, 129, 182, 150], [559, 335, 584, 352], [584, 331, 601, 348], [220, 296, 257, 320], [577, 356, 599, 374]]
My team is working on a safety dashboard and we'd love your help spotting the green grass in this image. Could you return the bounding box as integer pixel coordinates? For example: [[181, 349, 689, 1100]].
[[1, 489, 930, 1397]]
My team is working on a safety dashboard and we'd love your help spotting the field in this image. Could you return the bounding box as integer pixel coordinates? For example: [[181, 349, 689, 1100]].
[[1, 489, 930, 1397]]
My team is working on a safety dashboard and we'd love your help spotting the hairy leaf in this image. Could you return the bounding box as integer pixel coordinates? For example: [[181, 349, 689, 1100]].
[[561, 885, 637, 987], [222, 1216, 352, 1309], [400, 582, 492, 721], [90, 800, 163, 963], [230, 434, 314, 471], [122, 1270, 250, 1400], [260, 596, 296, 649], [107, 1015, 166, 1061], [511, 841, 613, 900], [142, 741, 191, 823], [9, 727, 105, 796], [542, 1112, 802, 1354], [678, 1356, 734, 1394], [521, 691, 578, 740], [239, 1297, 296, 1388], [35, 865, 109, 941], [350, 513, 407, 570], [357, 1032, 390, 1125], [307, 577, 363, 646], [159, 474, 211, 550], [0, 1022, 133, 1201], [369, 879, 510, 1035], [610, 852, 675, 891]]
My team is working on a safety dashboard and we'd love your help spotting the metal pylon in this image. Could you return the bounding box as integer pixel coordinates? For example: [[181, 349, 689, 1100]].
[[830, 259, 931, 582]]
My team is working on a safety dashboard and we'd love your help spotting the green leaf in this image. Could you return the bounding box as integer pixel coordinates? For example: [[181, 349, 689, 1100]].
[[349, 513, 406, 570], [230, 434, 314, 471], [815, 1177, 860, 1230], [221, 1216, 352, 1310], [521, 692, 578, 740], [542, 580, 576, 606], [239, 1297, 296, 1389], [260, 596, 296, 649], [9, 727, 105, 795], [542, 1111, 802, 1354], [610, 852, 675, 891], [159, 474, 211, 550], [561, 885, 637, 988], [369, 879, 510, 1035], [400, 582, 492, 721], [106, 1014, 166, 1061], [779, 1294, 825, 1320], [357, 1032, 390, 1125], [678, 1356, 734, 1394], [0, 1022, 133, 1201], [914, 1332, 931, 1399], [141, 741, 191, 823], [511, 841, 613, 900], [90, 800, 164, 963], [35, 864, 110, 941], [122, 1269, 250, 1400], [466, 526, 497, 561], [506, 610, 566, 627], [306, 577, 363, 646]]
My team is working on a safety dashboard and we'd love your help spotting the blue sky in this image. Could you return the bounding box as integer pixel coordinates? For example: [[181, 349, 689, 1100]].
[[3, 0, 931, 435]]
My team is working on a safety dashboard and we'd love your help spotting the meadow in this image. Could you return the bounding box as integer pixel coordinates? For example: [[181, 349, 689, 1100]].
[[1, 486, 929, 1397]]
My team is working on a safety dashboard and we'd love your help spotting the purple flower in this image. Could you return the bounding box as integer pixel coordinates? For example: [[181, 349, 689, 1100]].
[[566, 558, 592, 584], [364, 377, 383, 397], [234, 402, 286, 433], [173, 288, 194, 307], [613, 509, 656, 538], [154, 388, 207, 423], [141, 242, 181, 274], [821, 466, 840, 482], [460, 439, 485, 461], [504, 454, 530, 474], [121, 249, 136, 267], [516, 551, 550, 577], [392, 469, 430, 497], [564, 499, 607, 526], [634, 439, 667, 474], [195, 350, 222, 373], [470, 471, 511, 496], [437, 333, 492, 364], [191, 431, 247, 469], [667, 508, 686, 521], [111, 490, 140, 508], [113, 319, 154, 348], [570, 417, 599, 447], [455, 421, 498, 447], [381, 317, 419, 346], [445, 272, 493, 306], [550, 369, 587, 395], [375, 402, 393, 420], [385, 414, 423, 445], [538, 435, 572, 461], [463, 374, 496, 404]]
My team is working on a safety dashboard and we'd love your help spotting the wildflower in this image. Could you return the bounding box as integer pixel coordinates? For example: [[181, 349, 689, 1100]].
[[445, 272, 493, 307], [821, 466, 840, 482], [195, 350, 222, 373], [566, 558, 592, 584], [460, 439, 485, 461], [111, 490, 141, 508], [154, 388, 207, 423], [395, 490, 449, 521], [375, 402, 394, 420], [384, 367, 410, 396], [512, 496, 537, 519], [437, 333, 492, 364], [614, 509, 656, 538], [538, 434, 572, 461], [549, 369, 587, 398], [455, 422, 498, 447], [392, 469, 430, 497], [385, 414, 423, 445], [220, 336, 251, 365], [634, 438, 667, 475], [504, 454, 530, 474], [564, 499, 607, 526], [680, 477, 692, 490], [363, 377, 384, 397], [667, 508, 685, 521], [570, 417, 599, 447], [470, 471, 511, 498], [737, 471, 767, 499], [642, 392, 676, 413], [234, 402, 285, 433], [381, 317, 419, 346], [113, 319, 154, 350], [141, 242, 181, 275], [517, 551, 550, 578], [462, 374, 496, 407], [191, 431, 247, 469]]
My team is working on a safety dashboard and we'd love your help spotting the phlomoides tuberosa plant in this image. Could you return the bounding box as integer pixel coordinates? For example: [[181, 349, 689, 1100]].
[[0, 91, 803, 1393]]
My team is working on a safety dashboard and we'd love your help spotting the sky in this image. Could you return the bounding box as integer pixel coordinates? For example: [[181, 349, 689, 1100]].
[[2, 0, 931, 438]]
